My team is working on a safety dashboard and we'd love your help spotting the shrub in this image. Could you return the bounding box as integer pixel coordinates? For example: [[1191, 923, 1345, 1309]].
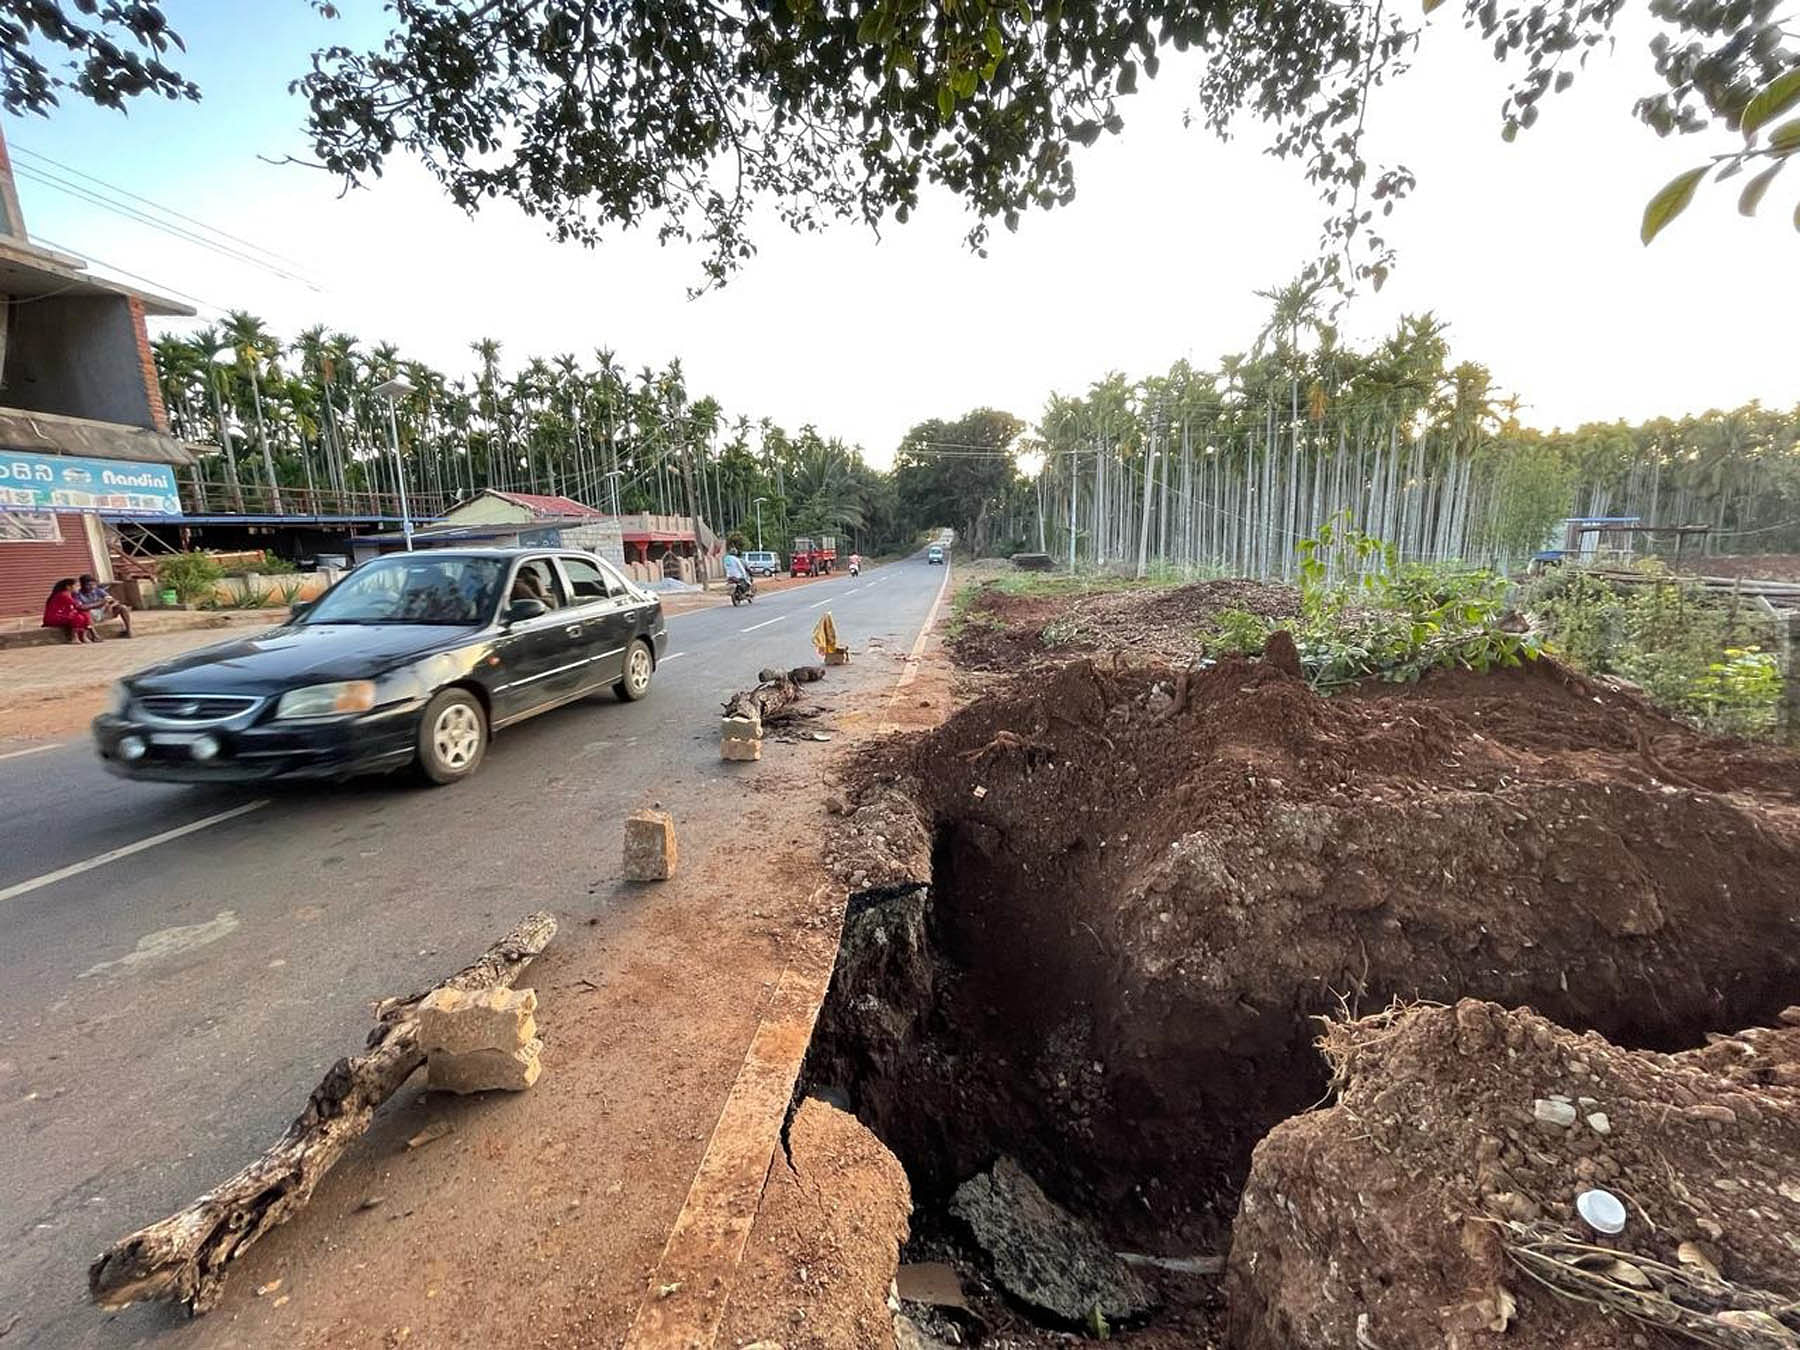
[[1524, 567, 1786, 738], [1291, 512, 1538, 689], [157, 552, 224, 604], [1200, 606, 1272, 657]]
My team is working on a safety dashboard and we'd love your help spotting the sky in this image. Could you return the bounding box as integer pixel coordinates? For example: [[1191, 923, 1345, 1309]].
[[3, 2, 1793, 469]]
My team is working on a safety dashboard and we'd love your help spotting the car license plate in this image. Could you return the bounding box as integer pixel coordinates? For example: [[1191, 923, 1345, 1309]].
[[150, 732, 203, 748]]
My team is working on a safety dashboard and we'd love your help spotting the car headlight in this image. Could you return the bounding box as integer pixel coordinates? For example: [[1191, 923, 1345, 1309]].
[[108, 682, 131, 716], [275, 680, 377, 719]]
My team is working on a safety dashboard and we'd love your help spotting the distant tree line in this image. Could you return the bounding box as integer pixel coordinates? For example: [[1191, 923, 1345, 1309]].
[[154, 288, 1800, 574], [153, 315, 909, 556], [895, 280, 1800, 571]]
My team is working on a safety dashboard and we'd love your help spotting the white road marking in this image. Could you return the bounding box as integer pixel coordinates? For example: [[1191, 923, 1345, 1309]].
[[807, 597, 833, 609], [0, 799, 270, 906], [0, 743, 61, 763], [662, 650, 689, 661], [740, 615, 786, 633]]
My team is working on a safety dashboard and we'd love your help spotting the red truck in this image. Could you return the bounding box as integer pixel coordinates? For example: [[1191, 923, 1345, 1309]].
[[788, 535, 838, 577]]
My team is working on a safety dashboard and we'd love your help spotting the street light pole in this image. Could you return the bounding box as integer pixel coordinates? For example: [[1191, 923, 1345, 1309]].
[[373, 376, 417, 551], [753, 496, 767, 551], [603, 469, 624, 518]]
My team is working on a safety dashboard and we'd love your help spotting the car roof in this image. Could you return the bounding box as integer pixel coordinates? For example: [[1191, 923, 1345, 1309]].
[[365, 547, 595, 560]]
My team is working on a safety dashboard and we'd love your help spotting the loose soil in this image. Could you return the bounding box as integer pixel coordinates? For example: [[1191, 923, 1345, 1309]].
[[949, 578, 1298, 671], [1230, 998, 1800, 1348], [808, 625, 1800, 1344]]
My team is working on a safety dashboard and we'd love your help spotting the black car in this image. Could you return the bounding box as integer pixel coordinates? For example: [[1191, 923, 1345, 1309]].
[[93, 548, 667, 786]]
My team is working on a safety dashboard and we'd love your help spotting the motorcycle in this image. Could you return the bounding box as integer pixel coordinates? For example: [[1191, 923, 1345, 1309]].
[[730, 575, 756, 606], [848, 559, 861, 577]]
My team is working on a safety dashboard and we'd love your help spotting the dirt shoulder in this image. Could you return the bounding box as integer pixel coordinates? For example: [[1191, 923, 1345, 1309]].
[[0, 617, 279, 742]]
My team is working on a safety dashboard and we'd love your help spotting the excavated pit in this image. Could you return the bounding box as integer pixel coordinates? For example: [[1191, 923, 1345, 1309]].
[[806, 654, 1800, 1339]]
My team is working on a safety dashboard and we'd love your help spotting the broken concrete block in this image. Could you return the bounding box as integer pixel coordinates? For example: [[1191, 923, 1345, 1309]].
[[722, 712, 762, 740], [824, 648, 850, 666], [418, 985, 537, 1056], [427, 1038, 543, 1094], [623, 809, 678, 880], [949, 1156, 1154, 1324], [721, 714, 764, 762]]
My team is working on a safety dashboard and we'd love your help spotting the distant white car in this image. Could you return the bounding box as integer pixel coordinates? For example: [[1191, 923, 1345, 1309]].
[[742, 550, 780, 577], [927, 545, 945, 564]]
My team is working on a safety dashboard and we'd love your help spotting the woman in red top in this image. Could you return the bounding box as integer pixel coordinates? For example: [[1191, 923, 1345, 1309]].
[[43, 578, 97, 643]]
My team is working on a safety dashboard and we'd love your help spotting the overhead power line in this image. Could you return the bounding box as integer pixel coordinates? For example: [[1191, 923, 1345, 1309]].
[[10, 144, 315, 273], [31, 233, 222, 314], [10, 162, 323, 291]]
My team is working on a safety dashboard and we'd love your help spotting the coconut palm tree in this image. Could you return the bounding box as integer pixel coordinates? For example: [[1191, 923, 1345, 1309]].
[[221, 310, 285, 513]]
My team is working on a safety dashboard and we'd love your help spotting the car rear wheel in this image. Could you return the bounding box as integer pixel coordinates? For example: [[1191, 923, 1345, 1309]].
[[416, 688, 487, 784], [614, 640, 654, 702]]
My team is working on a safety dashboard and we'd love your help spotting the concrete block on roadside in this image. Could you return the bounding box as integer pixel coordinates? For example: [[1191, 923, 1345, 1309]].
[[721, 712, 762, 740], [427, 1038, 543, 1094], [721, 735, 763, 762], [418, 985, 537, 1056], [824, 648, 850, 666], [624, 808, 678, 880]]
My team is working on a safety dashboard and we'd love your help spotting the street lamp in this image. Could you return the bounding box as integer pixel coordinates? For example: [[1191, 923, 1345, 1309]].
[[753, 496, 767, 550], [603, 468, 625, 518], [372, 376, 416, 550]]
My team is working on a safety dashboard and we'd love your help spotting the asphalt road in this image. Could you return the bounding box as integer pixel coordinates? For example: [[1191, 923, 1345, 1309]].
[[0, 551, 950, 1349]]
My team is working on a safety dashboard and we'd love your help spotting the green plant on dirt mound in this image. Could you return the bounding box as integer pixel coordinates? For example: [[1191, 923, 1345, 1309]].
[[1292, 512, 1538, 689], [1524, 568, 1784, 737], [1199, 606, 1273, 657], [156, 552, 224, 604]]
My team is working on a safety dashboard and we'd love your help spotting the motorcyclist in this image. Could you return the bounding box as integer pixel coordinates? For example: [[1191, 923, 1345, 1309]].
[[848, 552, 862, 576], [723, 550, 754, 600]]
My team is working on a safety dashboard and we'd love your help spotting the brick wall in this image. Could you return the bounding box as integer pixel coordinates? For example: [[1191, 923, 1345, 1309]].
[[127, 296, 169, 432], [0, 525, 99, 621]]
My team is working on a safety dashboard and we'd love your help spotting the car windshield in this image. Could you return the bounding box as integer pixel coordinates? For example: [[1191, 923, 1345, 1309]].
[[303, 557, 506, 626]]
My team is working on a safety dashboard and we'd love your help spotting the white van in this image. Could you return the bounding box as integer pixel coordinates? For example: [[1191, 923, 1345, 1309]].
[[742, 550, 780, 577]]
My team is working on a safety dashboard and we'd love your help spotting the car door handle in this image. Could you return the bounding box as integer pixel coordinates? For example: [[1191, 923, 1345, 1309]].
[[565, 624, 584, 638]]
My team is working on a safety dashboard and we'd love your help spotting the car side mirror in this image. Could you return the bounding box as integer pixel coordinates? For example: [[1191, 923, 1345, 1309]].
[[505, 597, 548, 624], [288, 600, 312, 621]]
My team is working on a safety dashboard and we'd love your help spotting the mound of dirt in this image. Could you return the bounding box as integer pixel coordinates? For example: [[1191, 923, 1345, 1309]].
[[812, 653, 1800, 1258], [947, 578, 1299, 671], [1228, 999, 1800, 1349]]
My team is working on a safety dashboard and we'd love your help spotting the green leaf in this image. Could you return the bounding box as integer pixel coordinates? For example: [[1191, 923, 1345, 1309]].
[[1423, 0, 1447, 11], [1640, 165, 1708, 244], [985, 25, 1004, 60], [1742, 67, 1800, 137], [1769, 117, 1800, 154], [937, 84, 955, 120], [1738, 161, 1784, 216]]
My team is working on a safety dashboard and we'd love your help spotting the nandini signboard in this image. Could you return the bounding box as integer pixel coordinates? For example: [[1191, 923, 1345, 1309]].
[[0, 451, 182, 516]]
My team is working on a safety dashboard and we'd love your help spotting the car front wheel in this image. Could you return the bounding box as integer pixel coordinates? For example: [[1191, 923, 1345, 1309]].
[[615, 639, 654, 702], [417, 688, 487, 785]]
